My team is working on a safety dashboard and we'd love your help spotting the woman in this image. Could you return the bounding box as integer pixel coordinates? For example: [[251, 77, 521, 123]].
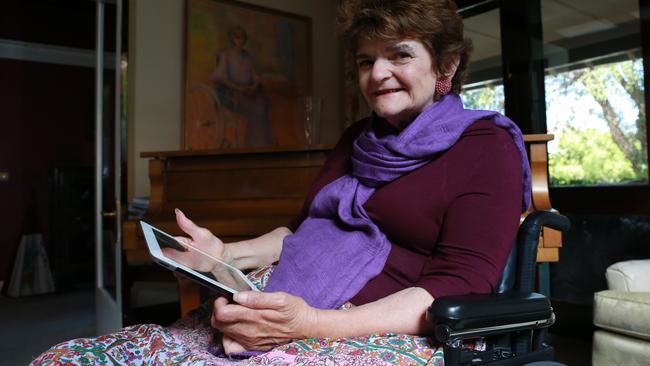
[[33, 0, 530, 364], [211, 26, 274, 147]]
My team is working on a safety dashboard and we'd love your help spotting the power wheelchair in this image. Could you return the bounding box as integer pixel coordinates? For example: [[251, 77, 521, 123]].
[[428, 211, 570, 365]]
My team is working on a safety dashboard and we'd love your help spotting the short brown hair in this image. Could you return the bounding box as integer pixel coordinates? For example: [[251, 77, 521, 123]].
[[338, 0, 473, 93]]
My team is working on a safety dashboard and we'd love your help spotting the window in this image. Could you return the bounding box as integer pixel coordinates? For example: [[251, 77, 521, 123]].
[[460, 8, 505, 113], [541, 0, 647, 186], [462, 82, 504, 114]]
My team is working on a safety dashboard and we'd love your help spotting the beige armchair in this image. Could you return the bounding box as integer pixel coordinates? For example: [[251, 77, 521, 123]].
[[592, 259, 650, 365]]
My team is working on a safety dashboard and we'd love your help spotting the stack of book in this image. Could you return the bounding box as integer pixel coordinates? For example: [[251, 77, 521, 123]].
[[127, 197, 149, 219]]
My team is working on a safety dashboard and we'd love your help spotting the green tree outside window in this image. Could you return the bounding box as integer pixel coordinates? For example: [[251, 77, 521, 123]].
[[461, 58, 647, 186]]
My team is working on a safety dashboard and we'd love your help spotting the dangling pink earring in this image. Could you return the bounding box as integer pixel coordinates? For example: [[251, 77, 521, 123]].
[[435, 77, 452, 97]]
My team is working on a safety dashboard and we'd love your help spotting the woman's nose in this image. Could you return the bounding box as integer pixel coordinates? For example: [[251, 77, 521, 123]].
[[370, 59, 392, 81]]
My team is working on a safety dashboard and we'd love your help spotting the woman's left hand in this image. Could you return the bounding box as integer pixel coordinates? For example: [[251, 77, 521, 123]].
[[211, 291, 318, 352], [221, 334, 247, 354]]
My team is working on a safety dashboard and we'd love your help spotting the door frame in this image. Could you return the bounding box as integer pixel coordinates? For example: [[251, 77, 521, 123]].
[[95, 0, 124, 335]]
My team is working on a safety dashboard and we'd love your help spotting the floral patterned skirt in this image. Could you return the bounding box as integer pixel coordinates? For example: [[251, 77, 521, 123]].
[[31, 266, 445, 365]]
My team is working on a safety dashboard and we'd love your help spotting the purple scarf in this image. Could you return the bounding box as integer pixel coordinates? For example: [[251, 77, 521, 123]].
[[264, 94, 531, 309]]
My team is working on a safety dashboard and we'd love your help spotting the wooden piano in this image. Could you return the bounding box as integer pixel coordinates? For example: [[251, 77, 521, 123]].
[[123, 136, 560, 316]]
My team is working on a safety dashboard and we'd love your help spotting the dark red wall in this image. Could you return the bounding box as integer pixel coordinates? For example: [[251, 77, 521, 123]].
[[0, 1, 100, 283], [0, 58, 96, 282]]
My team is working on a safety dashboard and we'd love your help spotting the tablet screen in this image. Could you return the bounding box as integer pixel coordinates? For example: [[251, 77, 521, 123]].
[[141, 221, 257, 294], [153, 227, 188, 252]]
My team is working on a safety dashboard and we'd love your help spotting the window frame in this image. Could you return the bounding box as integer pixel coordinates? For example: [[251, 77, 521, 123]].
[[460, 0, 650, 214], [548, 0, 650, 214]]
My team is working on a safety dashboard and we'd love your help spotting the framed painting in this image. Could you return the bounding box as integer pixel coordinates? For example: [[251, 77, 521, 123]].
[[183, 0, 312, 150]]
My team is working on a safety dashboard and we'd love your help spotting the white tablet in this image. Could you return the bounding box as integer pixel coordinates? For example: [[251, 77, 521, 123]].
[[140, 221, 258, 299]]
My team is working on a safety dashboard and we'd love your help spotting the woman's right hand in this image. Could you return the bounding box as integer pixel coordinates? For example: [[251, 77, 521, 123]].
[[162, 208, 228, 272]]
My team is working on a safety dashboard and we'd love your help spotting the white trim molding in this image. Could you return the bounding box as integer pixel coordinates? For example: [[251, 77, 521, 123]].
[[0, 38, 115, 68]]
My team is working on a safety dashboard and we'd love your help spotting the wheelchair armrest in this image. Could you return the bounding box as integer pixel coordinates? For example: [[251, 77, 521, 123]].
[[427, 292, 554, 343]]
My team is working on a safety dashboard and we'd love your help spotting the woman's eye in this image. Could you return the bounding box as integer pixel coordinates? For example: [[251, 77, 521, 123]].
[[395, 52, 412, 60], [357, 60, 373, 68]]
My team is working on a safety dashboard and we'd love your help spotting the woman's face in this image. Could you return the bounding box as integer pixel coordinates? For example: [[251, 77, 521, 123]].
[[231, 30, 247, 48], [356, 38, 439, 128]]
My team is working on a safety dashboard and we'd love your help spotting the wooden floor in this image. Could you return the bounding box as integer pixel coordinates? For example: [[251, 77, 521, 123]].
[[0, 289, 95, 365], [548, 332, 592, 365], [548, 298, 594, 365]]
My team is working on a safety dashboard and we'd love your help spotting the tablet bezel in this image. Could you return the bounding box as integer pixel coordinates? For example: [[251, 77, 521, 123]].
[[139, 221, 258, 298]]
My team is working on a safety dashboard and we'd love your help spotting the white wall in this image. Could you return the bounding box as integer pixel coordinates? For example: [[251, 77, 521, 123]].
[[128, 0, 183, 199], [128, 0, 342, 199]]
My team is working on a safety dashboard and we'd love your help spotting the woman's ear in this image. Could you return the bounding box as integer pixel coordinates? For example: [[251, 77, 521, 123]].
[[441, 56, 461, 79]]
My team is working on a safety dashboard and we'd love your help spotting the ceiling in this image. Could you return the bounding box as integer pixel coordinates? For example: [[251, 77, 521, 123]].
[[463, 0, 641, 65]]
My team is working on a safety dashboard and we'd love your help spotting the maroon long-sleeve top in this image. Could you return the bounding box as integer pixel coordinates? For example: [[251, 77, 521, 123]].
[[287, 118, 523, 306]]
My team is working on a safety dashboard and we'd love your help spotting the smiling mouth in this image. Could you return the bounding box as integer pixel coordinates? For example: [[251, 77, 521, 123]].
[[374, 88, 404, 96]]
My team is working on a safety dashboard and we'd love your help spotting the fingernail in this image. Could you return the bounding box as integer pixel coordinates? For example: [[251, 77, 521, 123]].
[[233, 292, 247, 303], [175, 208, 182, 216]]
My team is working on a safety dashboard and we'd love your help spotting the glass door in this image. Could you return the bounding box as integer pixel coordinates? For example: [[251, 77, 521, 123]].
[[95, 0, 123, 335]]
